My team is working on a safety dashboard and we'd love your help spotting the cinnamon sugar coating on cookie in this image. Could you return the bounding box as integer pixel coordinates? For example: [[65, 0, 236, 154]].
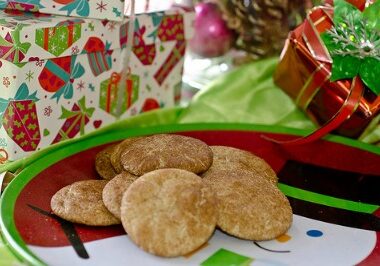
[[210, 146, 278, 184], [102, 172, 138, 220], [95, 145, 118, 180], [203, 169, 292, 241], [110, 137, 144, 173], [120, 134, 213, 176], [51, 180, 120, 226], [121, 169, 217, 257]]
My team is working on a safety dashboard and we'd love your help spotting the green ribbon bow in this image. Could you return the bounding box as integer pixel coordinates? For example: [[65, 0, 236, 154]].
[[58, 96, 95, 136], [0, 83, 38, 129], [0, 26, 31, 64], [321, 0, 380, 95]]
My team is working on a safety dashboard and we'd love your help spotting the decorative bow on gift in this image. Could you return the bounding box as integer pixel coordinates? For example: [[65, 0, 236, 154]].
[[0, 83, 38, 121], [130, 20, 157, 66], [0, 0, 44, 11], [322, 0, 380, 95], [58, 96, 95, 133], [273, 0, 380, 145], [0, 26, 31, 64], [0, 83, 41, 152], [55, 96, 95, 142], [59, 0, 90, 17], [43, 55, 85, 102]]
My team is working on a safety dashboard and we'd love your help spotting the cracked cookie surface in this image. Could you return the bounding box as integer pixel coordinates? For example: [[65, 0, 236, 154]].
[[120, 169, 217, 257], [120, 134, 213, 176], [209, 146, 278, 185], [110, 137, 145, 173], [203, 169, 292, 241], [95, 145, 118, 180], [103, 171, 138, 220], [51, 180, 120, 226]]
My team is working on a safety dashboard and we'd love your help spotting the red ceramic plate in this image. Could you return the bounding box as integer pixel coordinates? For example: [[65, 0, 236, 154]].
[[1, 123, 379, 266]]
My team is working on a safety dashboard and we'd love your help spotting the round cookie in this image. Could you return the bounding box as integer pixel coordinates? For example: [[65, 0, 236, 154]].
[[120, 134, 213, 176], [95, 145, 118, 180], [110, 137, 144, 173], [203, 169, 292, 241], [121, 169, 217, 257], [209, 146, 278, 184], [51, 180, 120, 226], [102, 172, 138, 220]]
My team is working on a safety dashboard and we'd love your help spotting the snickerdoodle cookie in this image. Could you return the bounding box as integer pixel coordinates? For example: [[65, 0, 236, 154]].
[[95, 145, 118, 180], [102, 172, 138, 220], [120, 134, 213, 176], [203, 169, 292, 241], [209, 146, 278, 184], [51, 180, 120, 226], [120, 169, 217, 257], [110, 137, 144, 173]]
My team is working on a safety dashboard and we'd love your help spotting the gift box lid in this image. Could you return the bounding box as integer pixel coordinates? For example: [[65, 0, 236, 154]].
[[0, 0, 125, 22], [0, 8, 195, 64], [274, 0, 380, 140]]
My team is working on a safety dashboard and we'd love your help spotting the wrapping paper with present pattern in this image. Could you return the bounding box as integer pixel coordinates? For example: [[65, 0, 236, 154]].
[[0, 0, 126, 21], [0, 8, 195, 162]]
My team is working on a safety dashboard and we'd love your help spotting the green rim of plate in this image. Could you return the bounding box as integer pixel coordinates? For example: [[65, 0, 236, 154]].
[[1, 123, 379, 266]]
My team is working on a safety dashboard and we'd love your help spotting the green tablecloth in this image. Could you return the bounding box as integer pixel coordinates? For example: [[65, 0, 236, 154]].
[[1, 57, 378, 265]]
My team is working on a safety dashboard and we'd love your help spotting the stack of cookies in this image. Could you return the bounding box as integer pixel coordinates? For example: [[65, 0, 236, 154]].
[[51, 134, 293, 258]]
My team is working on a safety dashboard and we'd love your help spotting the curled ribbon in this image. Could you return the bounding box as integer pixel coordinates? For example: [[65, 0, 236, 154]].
[[0, 149, 9, 164], [114, 0, 136, 118], [106, 72, 122, 113], [270, 0, 369, 145]]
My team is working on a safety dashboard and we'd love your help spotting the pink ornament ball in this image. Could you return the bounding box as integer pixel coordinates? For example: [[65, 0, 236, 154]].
[[190, 2, 234, 58]]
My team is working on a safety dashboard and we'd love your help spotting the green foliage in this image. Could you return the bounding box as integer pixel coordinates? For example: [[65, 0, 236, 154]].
[[321, 0, 380, 95]]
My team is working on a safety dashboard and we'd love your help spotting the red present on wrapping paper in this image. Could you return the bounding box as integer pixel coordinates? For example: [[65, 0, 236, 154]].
[[274, 0, 380, 143], [0, 83, 40, 152], [52, 96, 94, 144], [0, 8, 195, 163]]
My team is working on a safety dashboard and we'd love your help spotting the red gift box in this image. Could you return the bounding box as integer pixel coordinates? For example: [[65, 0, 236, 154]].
[[274, 0, 380, 141], [0, 83, 40, 152]]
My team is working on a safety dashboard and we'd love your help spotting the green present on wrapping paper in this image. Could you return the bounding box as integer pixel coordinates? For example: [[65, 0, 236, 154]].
[[0, 8, 195, 164], [99, 72, 140, 117], [274, 0, 380, 144]]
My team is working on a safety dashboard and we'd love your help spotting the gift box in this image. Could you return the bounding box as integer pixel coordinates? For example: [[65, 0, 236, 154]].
[[0, 8, 195, 162], [0, 0, 125, 21], [274, 0, 380, 141]]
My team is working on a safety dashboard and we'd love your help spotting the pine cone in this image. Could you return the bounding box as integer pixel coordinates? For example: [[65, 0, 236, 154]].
[[212, 0, 316, 60]]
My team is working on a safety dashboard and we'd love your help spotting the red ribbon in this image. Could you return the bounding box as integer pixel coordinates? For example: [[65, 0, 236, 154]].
[[0, 149, 9, 164], [107, 71, 134, 113], [302, 6, 333, 64], [67, 25, 74, 48], [154, 41, 186, 85], [106, 72, 121, 113], [268, 1, 369, 145], [325, 0, 372, 10], [43, 24, 75, 52], [263, 77, 364, 145], [127, 79, 133, 109]]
